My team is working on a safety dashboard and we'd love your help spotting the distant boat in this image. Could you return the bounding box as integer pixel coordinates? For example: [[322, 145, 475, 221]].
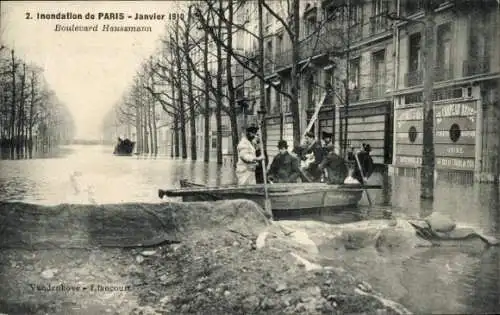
[[113, 138, 135, 156], [158, 179, 381, 218]]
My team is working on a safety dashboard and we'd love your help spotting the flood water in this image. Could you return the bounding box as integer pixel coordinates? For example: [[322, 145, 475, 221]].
[[0, 145, 499, 314]]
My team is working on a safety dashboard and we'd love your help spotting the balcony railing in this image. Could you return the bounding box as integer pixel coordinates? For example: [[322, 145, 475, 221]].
[[368, 83, 386, 98], [370, 12, 390, 36], [434, 65, 454, 82], [405, 69, 423, 87], [274, 49, 293, 70], [463, 57, 491, 77]]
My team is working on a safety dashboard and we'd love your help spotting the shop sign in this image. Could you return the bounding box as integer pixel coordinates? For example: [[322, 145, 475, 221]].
[[436, 157, 475, 170], [396, 156, 422, 166], [396, 107, 423, 121], [435, 102, 476, 118]]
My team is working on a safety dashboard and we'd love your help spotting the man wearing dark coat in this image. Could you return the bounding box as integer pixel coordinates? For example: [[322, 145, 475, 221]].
[[352, 143, 374, 183], [267, 140, 301, 183], [318, 131, 348, 184]]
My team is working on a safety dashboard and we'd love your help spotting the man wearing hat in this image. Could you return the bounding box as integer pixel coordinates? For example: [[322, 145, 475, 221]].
[[236, 125, 264, 185], [321, 129, 333, 148], [352, 143, 374, 183], [267, 140, 301, 183]]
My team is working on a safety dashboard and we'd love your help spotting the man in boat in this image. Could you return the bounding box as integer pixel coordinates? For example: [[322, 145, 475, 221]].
[[293, 131, 324, 182], [352, 143, 374, 184], [267, 140, 301, 183], [318, 131, 348, 184], [236, 126, 264, 185]]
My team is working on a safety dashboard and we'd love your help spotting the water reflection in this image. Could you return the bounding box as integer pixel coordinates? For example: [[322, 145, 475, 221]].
[[0, 145, 498, 314]]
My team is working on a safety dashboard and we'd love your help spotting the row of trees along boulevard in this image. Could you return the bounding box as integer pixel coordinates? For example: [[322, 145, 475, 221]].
[[0, 45, 75, 159]]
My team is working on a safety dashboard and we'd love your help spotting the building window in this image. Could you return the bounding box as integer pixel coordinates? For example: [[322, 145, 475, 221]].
[[265, 40, 273, 60], [372, 50, 386, 97], [436, 22, 453, 81], [407, 32, 422, 86], [409, 33, 421, 72], [265, 86, 271, 111], [211, 137, 217, 149], [306, 73, 318, 108], [282, 80, 291, 113], [305, 15, 316, 36], [276, 33, 283, 57], [466, 11, 490, 76], [273, 83, 281, 114], [349, 58, 360, 89], [324, 68, 335, 105]]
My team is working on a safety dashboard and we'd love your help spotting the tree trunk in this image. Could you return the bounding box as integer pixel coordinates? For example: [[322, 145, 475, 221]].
[[10, 50, 17, 159], [135, 102, 142, 154], [203, 29, 211, 163], [258, 0, 266, 147], [174, 22, 188, 159], [174, 113, 180, 158], [226, 0, 239, 168], [17, 63, 26, 158], [420, 5, 436, 200], [147, 97, 154, 155], [151, 95, 158, 155], [215, 1, 224, 165], [290, 0, 301, 147], [185, 6, 197, 161]]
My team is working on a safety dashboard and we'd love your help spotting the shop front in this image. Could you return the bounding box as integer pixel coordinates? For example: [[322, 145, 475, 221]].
[[394, 100, 478, 172], [338, 102, 392, 165]]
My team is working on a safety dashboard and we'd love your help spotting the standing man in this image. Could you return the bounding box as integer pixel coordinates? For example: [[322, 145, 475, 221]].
[[267, 140, 301, 183], [352, 143, 374, 183], [236, 126, 264, 185]]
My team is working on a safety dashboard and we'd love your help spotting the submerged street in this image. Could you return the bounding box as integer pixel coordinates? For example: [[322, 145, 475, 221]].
[[0, 145, 498, 314]]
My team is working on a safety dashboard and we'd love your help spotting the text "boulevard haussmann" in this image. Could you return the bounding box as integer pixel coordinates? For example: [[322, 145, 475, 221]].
[[54, 24, 153, 32]]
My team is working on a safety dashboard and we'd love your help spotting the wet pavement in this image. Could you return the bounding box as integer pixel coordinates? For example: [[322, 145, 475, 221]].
[[0, 144, 499, 314]]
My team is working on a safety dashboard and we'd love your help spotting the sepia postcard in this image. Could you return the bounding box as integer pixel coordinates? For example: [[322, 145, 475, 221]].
[[0, 1, 499, 314]]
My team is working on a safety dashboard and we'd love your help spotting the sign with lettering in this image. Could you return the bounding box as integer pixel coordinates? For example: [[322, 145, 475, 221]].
[[396, 155, 422, 166], [435, 102, 476, 118], [436, 157, 475, 170], [396, 107, 423, 121]]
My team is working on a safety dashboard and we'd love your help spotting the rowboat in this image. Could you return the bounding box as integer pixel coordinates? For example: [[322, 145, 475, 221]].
[[158, 179, 379, 218], [113, 138, 135, 156]]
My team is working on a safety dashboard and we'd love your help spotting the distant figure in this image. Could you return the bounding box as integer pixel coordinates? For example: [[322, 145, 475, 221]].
[[352, 143, 374, 183], [236, 126, 264, 185], [113, 137, 135, 155], [267, 140, 301, 183]]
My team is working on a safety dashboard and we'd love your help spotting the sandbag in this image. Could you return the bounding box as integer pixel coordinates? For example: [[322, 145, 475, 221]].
[[0, 199, 270, 249], [424, 212, 456, 233]]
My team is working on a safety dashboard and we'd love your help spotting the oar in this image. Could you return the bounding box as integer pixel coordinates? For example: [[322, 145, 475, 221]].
[[354, 152, 373, 207], [257, 130, 272, 216]]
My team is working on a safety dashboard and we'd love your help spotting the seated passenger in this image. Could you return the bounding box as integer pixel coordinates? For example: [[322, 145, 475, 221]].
[[268, 140, 301, 183]]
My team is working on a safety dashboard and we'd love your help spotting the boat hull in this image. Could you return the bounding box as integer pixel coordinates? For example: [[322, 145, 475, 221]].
[[166, 180, 364, 217]]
